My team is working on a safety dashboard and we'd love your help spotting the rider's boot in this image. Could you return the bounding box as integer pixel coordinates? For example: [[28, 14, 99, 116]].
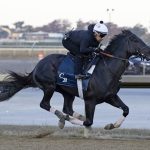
[[74, 56, 90, 79]]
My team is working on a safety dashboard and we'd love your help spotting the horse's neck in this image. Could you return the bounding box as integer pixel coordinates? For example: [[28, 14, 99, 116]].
[[103, 49, 128, 79], [107, 58, 128, 78]]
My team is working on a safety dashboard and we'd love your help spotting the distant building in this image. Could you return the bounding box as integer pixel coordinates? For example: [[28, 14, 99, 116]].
[[22, 31, 49, 40], [11, 32, 23, 40], [21, 31, 63, 42], [48, 33, 63, 42], [48, 33, 63, 38]]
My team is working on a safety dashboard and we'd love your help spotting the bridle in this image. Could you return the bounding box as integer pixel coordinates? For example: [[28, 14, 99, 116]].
[[98, 35, 149, 62], [99, 51, 128, 62], [96, 35, 149, 77], [99, 49, 148, 62], [136, 47, 149, 61]]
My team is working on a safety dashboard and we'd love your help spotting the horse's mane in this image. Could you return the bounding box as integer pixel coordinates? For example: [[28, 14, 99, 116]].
[[105, 30, 133, 53]]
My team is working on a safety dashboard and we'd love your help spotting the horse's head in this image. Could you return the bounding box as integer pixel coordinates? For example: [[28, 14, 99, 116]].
[[122, 30, 150, 61]]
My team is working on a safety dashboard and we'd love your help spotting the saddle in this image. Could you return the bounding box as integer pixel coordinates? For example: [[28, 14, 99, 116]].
[[56, 52, 99, 91]]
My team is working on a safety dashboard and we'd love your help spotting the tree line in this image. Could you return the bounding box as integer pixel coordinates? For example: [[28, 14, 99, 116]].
[[0, 19, 150, 45]]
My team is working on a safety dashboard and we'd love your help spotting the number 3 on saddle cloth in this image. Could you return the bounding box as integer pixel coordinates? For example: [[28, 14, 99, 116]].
[[57, 53, 99, 91]]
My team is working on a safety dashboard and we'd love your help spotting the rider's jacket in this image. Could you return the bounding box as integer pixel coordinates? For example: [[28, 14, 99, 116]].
[[68, 24, 100, 53]]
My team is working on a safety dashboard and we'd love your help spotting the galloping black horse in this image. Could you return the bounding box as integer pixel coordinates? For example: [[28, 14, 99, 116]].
[[0, 30, 150, 130]]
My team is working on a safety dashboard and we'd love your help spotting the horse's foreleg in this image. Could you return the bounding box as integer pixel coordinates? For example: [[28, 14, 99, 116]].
[[104, 95, 129, 130], [83, 99, 96, 138], [83, 99, 96, 127], [62, 98, 96, 129]]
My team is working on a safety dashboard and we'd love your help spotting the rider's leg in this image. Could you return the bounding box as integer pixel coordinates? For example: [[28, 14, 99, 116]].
[[74, 56, 84, 77], [74, 56, 91, 79], [62, 39, 89, 79]]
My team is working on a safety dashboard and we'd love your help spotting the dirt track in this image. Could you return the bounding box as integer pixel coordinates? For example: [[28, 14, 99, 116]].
[[1, 136, 150, 150], [0, 125, 150, 150]]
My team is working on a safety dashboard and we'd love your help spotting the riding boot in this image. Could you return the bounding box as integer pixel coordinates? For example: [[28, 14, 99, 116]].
[[74, 56, 90, 79]]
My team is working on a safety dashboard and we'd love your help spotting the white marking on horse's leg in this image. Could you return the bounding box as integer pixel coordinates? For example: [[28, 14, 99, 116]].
[[114, 116, 125, 128], [50, 107, 65, 120], [73, 112, 80, 118], [50, 109, 84, 126], [50, 107, 66, 129], [50, 107, 56, 114], [104, 116, 126, 130], [50, 108, 84, 127], [68, 116, 84, 126], [73, 112, 86, 121]]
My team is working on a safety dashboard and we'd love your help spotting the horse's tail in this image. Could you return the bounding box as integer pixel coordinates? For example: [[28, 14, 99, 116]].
[[0, 71, 36, 102]]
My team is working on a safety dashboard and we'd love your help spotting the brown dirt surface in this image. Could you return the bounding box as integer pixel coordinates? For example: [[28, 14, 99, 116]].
[[0, 125, 150, 150]]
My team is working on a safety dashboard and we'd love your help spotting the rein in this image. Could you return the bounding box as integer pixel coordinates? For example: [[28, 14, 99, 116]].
[[99, 47, 148, 62], [98, 33, 149, 62], [99, 51, 128, 62]]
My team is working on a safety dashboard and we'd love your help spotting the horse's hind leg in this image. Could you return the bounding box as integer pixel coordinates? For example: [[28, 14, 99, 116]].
[[40, 84, 66, 124], [62, 92, 86, 121], [40, 85, 55, 111], [58, 92, 86, 129], [104, 94, 129, 130], [62, 92, 74, 116]]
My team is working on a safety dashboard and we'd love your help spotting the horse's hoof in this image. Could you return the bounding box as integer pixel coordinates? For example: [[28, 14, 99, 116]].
[[55, 110, 64, 119], [58, 118, 65, 129], [104, 123, 115, 130]]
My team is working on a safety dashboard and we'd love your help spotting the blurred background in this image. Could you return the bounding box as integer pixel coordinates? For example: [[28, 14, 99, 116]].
[[0, 0, 150, 75], [0, 18, 150, 75]]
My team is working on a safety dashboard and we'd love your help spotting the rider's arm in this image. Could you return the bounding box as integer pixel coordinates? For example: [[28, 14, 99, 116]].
[[80, 38, 95, 54]]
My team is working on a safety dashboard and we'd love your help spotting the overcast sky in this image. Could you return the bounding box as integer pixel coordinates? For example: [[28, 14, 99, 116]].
[[1, 0, 150, 29]]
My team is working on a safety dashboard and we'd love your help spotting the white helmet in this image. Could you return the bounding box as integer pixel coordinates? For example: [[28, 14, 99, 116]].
[[93, 21, 108, 35]]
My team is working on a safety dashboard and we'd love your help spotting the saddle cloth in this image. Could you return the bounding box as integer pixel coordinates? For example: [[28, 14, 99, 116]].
[[56, 53, 99, 91]]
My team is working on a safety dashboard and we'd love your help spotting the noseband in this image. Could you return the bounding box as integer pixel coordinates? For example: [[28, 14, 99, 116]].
[[126, 34, 149, 61], [136, 47, 149, 61]]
